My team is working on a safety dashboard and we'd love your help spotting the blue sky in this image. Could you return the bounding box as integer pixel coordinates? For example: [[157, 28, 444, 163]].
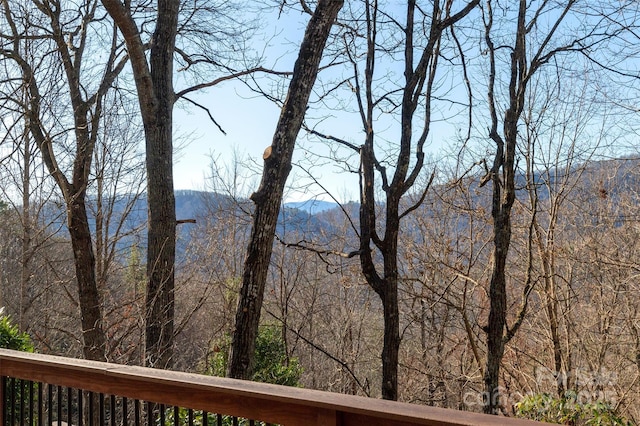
[[170, 2, 465, 204], [173, 82, 280, 193], [170, 6, 354, 202]]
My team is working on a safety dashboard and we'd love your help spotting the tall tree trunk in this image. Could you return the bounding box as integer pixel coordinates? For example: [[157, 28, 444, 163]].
[[68, 196, 107, 362], [20, 122, 31, 331], [483, 104, 517, 413], [16, 51, 109, 363], [481, 1, 577, 411], [144, 0, 179, 370], [227, 0, 343, 380], [352, 1, 478, 400], [101, 0, 179, 369], [380, 281, 400, 400], [482, 0, 521, 413], [483, 211, 510, 414]]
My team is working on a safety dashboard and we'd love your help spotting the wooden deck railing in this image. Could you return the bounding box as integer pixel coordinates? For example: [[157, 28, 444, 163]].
[[0, 349, 545, 425]]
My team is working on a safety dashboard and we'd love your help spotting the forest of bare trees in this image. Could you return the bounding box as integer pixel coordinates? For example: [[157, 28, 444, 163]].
[[2, 0, 640, 422]]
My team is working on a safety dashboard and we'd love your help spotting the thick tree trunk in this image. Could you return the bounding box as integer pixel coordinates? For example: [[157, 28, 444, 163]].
[[227, 0, 343, 380], [144, 0, 179, 370], [144, 138, 176, 369], [228, 189, 279, 379], [483, 116, 516, 413], [381, 285, 400, 401], [381, 198, 401, 401], [483, 212, 509, 414], [68, 196, 107, 362], [101, 0, 179, 369]]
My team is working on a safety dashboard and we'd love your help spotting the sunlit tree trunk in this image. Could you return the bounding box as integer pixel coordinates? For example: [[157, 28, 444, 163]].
[[227, 0, 344, 380]]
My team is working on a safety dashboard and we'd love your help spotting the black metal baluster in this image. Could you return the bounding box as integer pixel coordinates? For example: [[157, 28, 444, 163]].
[[202, 411, 208, 426], [47, 384, 52, 426], [37, 382, 43, 426], [134, 399, 140, 426], [188, 408, 194, 426], [78, 389, 83, 426], [28, 380, 34, 426], [174, 405, 179, 425], [99, 393, 105, 425], [66, 387, 72, 425], [216, 413, 222, 426], [111, 394, 117, 426], [122, 397, 128, 426], [160, 404, 166, 425], [56, 385, 62, 426]]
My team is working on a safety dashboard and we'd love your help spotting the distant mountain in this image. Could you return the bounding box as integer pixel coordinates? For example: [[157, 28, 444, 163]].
[[284, 199, 338, 214], [40, 157, 640, 259]]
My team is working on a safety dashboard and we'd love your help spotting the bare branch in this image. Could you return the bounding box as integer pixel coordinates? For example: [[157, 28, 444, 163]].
[[181, 96, 227, 135], [174, 67, 293, 100], [275, 233, 361, 259]]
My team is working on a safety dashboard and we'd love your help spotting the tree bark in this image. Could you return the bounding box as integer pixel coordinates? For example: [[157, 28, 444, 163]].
[[68, 197, 108, 361], [380, 280, 400, 400], [144, 0, 179, 370], [101, 0, 179, 369], [483, 211, 510, 413], [227, 0, 343, 380]]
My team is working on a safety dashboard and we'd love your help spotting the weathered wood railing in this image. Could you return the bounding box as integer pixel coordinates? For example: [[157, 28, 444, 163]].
[[0, 349, 544, 425]]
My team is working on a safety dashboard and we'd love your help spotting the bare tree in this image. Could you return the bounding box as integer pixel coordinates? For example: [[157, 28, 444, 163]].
[[101, 0, 263, 369], [227, 0, 344, 380], [0, 0, 128, 361], [301, 0, 478, 400], [100, 0, 179, 369], [476, 0, 622, 413], [0, 69, 57, 331], [90, 92, 147, 364]]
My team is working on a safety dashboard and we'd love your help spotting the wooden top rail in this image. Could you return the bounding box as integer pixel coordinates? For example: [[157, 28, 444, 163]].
[[0, 349, 546, 426]]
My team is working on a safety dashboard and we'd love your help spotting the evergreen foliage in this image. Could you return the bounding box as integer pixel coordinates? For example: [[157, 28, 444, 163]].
[[0, 310, 34, 352], [209, 325, 302, 387]]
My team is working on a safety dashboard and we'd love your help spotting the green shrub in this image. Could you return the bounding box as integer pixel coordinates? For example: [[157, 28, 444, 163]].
[[515, 392, 631, 425], [208, 325, 302, 387], [164, 330, 302, 426], [251, 326, 302, 387], [0, 311, 35, 423], [0, 312, 34, 352]]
